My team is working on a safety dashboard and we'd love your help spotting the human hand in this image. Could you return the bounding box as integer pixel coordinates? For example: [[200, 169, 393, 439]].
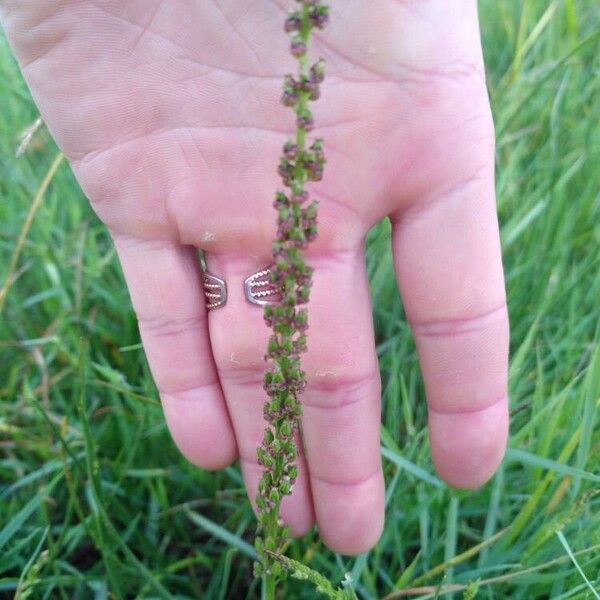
[[1, 0, 508, 554]]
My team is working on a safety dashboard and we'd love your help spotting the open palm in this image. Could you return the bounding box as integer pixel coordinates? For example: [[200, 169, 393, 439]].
[[1, 0, 509, 554]]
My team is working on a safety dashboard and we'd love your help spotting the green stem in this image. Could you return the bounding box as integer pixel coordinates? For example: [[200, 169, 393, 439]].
[[295, 6, 311, 158], [254, 0, 328, 590], [262, 574, 276, 600]]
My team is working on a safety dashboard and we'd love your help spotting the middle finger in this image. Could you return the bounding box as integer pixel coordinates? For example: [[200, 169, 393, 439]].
[[206, 252, 315, 538], [207, 246, 384, 554]]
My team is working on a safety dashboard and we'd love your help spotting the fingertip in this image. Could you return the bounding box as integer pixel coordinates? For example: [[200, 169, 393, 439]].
[[242, 458, 316, 538], [162, 386, 238, 471], [429, 396, 508, 489], [313, 471, 385, 555], [281, 476, 316, 538]]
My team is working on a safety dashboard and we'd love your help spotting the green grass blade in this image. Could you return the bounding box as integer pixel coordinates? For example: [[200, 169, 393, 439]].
[[186, 509, 257, 560], [14, 526, 49, 598], [574, 341, 600, 494], [556, 531, 600, 599], [446, 499, 459, 577], [380, 447, 443, 488], [478, 466, 504, 568], [505, 448, 600, 483], [218, 548, 237, 600], [0, 476, 59, 553], [504, 428, 581, 547]]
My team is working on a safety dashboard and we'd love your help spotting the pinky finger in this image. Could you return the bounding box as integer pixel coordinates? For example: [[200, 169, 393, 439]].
[[391, 172, 509, 489]]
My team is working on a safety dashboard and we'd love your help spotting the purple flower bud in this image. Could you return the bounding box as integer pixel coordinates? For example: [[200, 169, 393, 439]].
[[305, 226, 318, 241], [308, 167, 323, 182], [310, 138, 324, 153], [296, 114, 314, 132], [303, 200, 319, 220], [291, 190, 309, 204], [285, 73, 299, 89], [316, 13, 329, 29], [284, 13, 302, 33], [299, 76, 320, 101], [280, 91, 298, 107], [310, 59, 326, 84], [290, 39, 307, 58], [308, 7, 329, 30], [283, 141, 298, 160], [273, 192, 288, 209], [301, 153, 316, 169], [281, 74, 300, 106]]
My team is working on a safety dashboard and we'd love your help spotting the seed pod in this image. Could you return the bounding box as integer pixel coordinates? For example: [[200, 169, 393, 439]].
[[283, 141, 298, 160], [280, 421, 293, 438], [284, 13, 302, 33], [287, 465, 299, 481], [308, 6, 330, 29], [269, 488, 280, 505], [280, 91, 298, 107], [296, 113, 314, 132], [290, 37, 307, 58], [310, 59, 326, 83], [292, 190, 309, 204], [263, 428, 275, 445]]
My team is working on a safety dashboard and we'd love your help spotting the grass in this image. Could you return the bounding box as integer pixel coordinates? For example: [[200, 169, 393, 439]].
[[1, 1, 599, 598]]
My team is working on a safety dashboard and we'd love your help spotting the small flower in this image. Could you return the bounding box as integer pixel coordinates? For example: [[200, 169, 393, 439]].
[[281, 74, 300, 106], [310, 138, 324, 156], [290, 37, 307, 58], [307, 165, 323, 182], [284, 12, 302, 33], [296, 111, 314, 131], [291, 190, 309, 204], [277, 159, 294, 179], [273, 191, 289, 209], [283, 141, 298, 160], [310, 59, 326, 83], [305, 226, 318, 241], [281, 92, 298, 107], [308, 5, 330, 29]]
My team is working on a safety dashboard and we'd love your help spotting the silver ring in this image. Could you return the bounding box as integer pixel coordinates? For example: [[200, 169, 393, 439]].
[[244, 267, 281, 306], [202, 272, 227, 310], [201, 266, 281, 310]]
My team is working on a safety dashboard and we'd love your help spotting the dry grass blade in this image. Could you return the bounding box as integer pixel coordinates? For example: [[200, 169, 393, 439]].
[[383, 543, 600, 599], [0, 152, 64, 315], [409, 527, 509, 588]]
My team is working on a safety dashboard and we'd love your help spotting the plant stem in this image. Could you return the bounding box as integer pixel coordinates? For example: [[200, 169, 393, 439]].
[[254, 0, 330, 593], [262, 574, 276, 600]]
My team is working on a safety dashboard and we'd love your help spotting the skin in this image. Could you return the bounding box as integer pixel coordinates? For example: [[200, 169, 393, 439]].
[[1, 0, 509, 555]]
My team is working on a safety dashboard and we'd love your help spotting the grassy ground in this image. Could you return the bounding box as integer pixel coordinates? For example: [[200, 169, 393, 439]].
[[1, 2, 599, 598]]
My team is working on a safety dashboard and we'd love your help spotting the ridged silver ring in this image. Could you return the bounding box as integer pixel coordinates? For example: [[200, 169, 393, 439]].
[[201, 266, 281, 310], [244, 267, 281, 307], [202, 272, 227, 310]]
